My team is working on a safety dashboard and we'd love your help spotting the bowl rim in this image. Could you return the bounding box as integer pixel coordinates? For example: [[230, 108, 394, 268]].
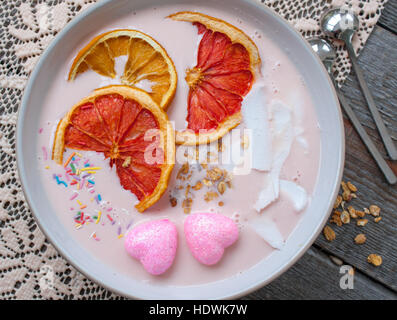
[[16, 0, 345, 299]]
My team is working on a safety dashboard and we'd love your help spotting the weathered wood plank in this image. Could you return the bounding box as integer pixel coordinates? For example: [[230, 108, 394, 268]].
[[378, 0, 397, 34], [242, 247, 397, 300], [342, 26, 397, 146], [314, 25, 397, 292]]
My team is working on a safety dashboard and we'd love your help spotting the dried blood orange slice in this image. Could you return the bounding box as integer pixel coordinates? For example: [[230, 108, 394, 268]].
[[52, 86, 175, 212], [169, 12, 261, 145], [68, 30, 177, 109]]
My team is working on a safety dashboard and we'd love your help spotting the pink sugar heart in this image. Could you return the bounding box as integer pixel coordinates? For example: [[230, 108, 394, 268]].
[[124, 219, 177, 275], [184, 212, 239, 266]]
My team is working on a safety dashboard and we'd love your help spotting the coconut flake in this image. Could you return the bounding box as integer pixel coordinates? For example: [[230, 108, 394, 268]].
[[249, 215, 285, 250], [279, 180, 308, 211], [254, 100, 294, 212], [241, 83, 272, 171]]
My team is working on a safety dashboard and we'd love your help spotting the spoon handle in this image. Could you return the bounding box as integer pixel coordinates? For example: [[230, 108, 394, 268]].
[[344, 41, 397, 160], [333, 80, 397, 184]]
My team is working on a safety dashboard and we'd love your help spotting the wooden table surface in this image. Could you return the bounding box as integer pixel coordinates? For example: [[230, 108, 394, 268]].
[[244, 1, 397, 300]]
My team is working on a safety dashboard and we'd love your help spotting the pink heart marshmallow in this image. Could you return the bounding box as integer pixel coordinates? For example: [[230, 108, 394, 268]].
[[184, 212, 239, 265], [124, 219, 177, 275]]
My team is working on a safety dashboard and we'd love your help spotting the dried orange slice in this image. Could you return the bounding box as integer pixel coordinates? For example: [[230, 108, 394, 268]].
[[68, 30, 177, 109], [52, 85, 175, 212], [169, 12, 261, 145]]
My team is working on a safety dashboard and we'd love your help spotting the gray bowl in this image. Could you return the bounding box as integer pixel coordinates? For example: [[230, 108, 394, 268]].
[[16, 0, 344, 299]]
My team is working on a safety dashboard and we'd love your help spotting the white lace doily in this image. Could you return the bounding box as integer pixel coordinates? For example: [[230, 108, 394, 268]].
[[0, 0, 388, 299]]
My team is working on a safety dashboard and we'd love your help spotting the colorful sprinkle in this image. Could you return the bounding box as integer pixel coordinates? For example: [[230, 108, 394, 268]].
[[63, 152, 76, 168], [95, 211, 102, 224], [106, 214, 113, 222], [54, 176, 67, 187], [69, 193, 78, 201], [80, 167, 101, 172], [91, 232, 100, 241], [70, 163, 76, 174]]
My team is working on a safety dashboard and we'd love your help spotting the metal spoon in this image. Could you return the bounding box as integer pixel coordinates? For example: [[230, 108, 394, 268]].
[[320, 7, 397, 160], [309, 38, 397, 184]]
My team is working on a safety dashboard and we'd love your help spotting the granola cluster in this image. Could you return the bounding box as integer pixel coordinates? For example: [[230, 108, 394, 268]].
[[324, 181, 383, 267], [169, 146, 233, 214]]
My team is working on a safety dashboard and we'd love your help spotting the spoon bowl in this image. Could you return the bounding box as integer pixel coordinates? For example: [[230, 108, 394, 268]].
[[309, 38, 336, 73], [320, 7, 359, 41]]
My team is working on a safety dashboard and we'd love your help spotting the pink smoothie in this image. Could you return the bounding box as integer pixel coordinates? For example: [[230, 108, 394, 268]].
[[36, 4, 321, 286]]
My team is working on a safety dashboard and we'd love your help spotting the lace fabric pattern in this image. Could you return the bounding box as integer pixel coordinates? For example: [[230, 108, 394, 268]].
[[0, 0, 387, 299]]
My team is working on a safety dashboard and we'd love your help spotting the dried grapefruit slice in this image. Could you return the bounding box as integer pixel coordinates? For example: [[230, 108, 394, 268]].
[[68, 30, 177, 109], [169, 11, 261, 145], [52, 85, 175, 212]]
